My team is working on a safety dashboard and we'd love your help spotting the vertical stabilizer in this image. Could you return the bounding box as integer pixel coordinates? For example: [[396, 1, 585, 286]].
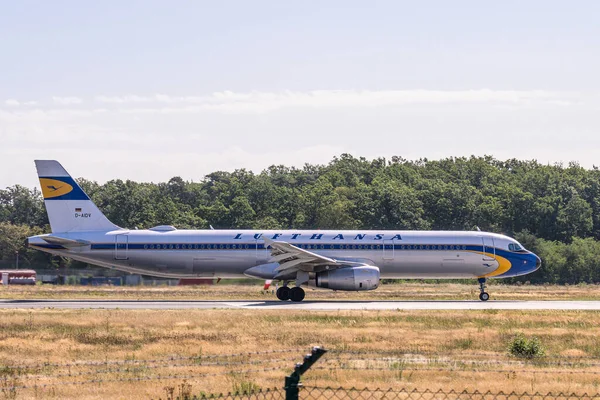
[[35, 160, 120, 233]]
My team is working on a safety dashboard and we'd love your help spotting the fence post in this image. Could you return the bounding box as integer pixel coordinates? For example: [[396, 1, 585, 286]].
[[285, 346, 327, 400]]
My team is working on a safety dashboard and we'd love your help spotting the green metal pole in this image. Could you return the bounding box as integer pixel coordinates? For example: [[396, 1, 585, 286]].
[[285, 347, 327, 400], [284, 372, 300, 400]]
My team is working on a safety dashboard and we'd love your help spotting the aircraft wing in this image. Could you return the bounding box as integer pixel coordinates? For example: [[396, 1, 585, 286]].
[[263, 237, 363, 279]]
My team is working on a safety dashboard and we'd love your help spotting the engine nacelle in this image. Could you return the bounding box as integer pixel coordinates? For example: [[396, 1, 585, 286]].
[[312, 266, 380, 291]]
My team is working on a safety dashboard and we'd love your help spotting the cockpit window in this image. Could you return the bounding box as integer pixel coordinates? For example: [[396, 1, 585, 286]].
[[508, 243, 523, 251]]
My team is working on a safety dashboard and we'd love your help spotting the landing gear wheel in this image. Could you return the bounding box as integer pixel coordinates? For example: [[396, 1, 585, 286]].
[[276, 286, 291, 301], [289, 287, 305, 302], [477, 277, 489, 301]]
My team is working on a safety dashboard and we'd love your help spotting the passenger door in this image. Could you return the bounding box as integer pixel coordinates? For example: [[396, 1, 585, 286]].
[[114, 234, 128, 260], [481, 236, 495, 261]]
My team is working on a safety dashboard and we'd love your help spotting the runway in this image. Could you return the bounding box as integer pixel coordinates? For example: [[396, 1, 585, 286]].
[[1, 300, 600, 310]]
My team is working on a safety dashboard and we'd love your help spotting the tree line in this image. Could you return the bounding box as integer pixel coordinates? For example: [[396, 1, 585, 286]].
[[2, 154, 600, 284]]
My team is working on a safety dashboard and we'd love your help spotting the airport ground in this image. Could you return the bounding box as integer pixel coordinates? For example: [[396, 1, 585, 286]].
[[3, 281, 600, 301], [2, 284, 600, 399]]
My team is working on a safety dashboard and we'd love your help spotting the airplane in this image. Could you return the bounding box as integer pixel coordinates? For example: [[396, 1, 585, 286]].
[[28, 160, 541, 302]]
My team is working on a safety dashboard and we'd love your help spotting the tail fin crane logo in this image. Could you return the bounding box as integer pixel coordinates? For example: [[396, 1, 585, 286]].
[[47, 185, 63, 192], [39, 178, 74, 199]]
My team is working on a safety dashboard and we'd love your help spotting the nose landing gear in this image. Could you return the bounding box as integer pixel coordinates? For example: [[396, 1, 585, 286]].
[[478, 277, 490, 301]]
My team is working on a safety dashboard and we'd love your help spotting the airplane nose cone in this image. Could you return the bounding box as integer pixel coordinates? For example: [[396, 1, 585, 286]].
[[534, 254, 542, 271]]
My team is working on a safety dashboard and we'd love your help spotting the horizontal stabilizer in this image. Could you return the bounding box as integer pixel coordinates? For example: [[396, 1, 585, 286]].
[[42, 236, 90, 248]]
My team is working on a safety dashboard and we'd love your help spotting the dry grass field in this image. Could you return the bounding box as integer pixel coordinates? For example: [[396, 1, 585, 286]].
[[1, 301, 600, 399], [3, 281, 600, 301]]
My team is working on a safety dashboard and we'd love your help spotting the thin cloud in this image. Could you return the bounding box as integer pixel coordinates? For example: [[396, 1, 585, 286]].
[[95, 94, 206, 104], [93, 89, 571, 114], [52, 96, 83, 105], [1, 88, 599, 190], [3, 99, 38, 107]]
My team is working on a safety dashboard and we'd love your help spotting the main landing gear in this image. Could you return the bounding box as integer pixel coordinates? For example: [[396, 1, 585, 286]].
[[276, 285, 305, 302], [478, 277, 490, 301]]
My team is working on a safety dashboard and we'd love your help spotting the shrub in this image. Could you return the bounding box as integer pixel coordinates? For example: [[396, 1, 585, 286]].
[[508, 333, 545, 359]]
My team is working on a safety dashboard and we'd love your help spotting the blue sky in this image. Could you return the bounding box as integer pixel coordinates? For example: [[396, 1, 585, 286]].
[[1, 1, 600, 188]]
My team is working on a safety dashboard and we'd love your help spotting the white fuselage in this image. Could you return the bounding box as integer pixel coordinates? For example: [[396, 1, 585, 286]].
[[29, 228, 539, 280]]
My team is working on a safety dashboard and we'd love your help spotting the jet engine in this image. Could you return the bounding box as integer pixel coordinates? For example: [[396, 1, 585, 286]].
[[311, 266, 380, 291]]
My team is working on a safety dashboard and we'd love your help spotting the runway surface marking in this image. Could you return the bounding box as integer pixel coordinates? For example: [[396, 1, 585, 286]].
[[1, 300, 600, 310]]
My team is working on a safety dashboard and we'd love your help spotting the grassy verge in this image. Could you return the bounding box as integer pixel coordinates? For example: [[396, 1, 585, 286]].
[[1, 308, 600, 398]]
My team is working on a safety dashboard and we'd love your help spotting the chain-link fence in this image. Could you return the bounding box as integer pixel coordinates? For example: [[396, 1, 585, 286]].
[[165, 387, 284, 400], [298, 388, 600, 400], [173, 387, 600, 400]]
